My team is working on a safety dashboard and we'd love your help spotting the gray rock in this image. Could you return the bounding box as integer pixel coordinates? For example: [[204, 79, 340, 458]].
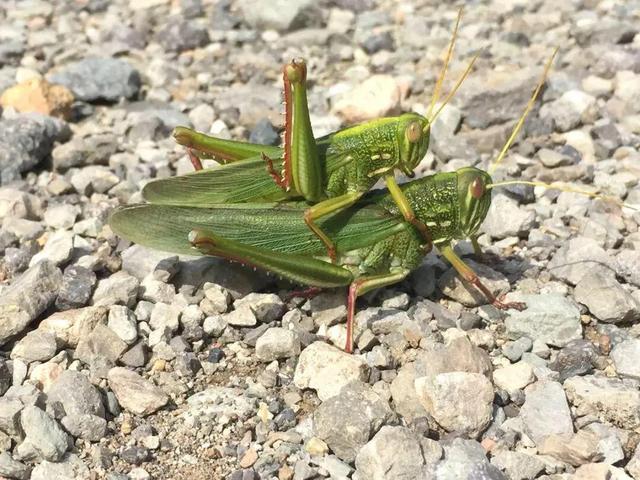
[[540, 90, 597, 132], [293, 341, 369, 401], [415, 336, 493, 378], [48, 57, 141, 102], [548, 339, 598, 382], [611, 339, 640, 380], [520, 381, 573, 445], [223, 305, 257, 327], [0, 359, 10, 396], [481, 194, 536, 239], [502, 337, 533, 362], [140, 276, 175, 304], [0, 113, 70, 184], [2, 218, 44, 241], [626, 442, 640, 479], [11, 330, 57, 363], [353, 426, 442, 480], [52, 134, 118, 171], [174, 352, 201, 377], [0, 452, 30, 480], [30, 454, 89, 480], [19, 405, 69, 462], [108, 305, 138, 345], [415, 372, 493, 437], [0, 397, 23, 437], [155, 18, 209, 52], [107, 367, 169, 416], [43, 203, 79, 229], [234, 293, 285, 323], [249, 118, 280, 146], [75, 323, 128, 371], [493, 362, 535, 392], [538, 430, 601, 467], [583, 422, 624, 465], [537, 148, 577, 168], [574, 271, 640, 324], [70, 166, 120, 195], [548, 237, 616, 285], [314, 381, 394, 462], [565, 375, 640, 429], [203, 315, 227, 337], [389, 363, 429, 423], [55, 265, 97, 310], [61, 413, 107, 442], [490, 451, 545, 480], [120, 342, 149, 368], [185, 386, 255, 422], [121, 245, 180, 280], [29, 230, 73, 267], [39, 306, 107, 348], [125, 101, 191, 132], [505, 294, 582, 347], [0, 260, 62, 346], [461, 68, 541, 129], [616, 249, 640, 287], [149, 302, 181, 333], [237, 0, 316, 31], [91, 271, 139, 308], [436, 438, 506, 480], [47, 370, 105, 417], [255, 327, 301, 361]]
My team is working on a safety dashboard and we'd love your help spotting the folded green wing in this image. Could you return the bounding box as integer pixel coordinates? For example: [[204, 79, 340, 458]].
[[109, 202, 406, 257], [142, 155, 290, 205]]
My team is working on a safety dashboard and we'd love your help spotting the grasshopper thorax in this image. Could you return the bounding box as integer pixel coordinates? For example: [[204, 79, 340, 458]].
[[396, 113, 430, 177], [456, 167, 493, 238]]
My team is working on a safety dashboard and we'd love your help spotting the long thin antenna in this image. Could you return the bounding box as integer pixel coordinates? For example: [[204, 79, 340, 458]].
[[488, 48, 559, 175], [487, 179, 639, 211], [426, 7, 463, 121], [429, 52, 480, 125]]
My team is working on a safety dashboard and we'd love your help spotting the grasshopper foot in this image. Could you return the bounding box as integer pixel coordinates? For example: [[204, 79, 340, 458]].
[[492, 293, 526, 311], [287, 286, 323, 300]]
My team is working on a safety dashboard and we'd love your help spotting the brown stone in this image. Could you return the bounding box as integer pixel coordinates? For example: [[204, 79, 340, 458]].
[[1, 78, 74, 120]]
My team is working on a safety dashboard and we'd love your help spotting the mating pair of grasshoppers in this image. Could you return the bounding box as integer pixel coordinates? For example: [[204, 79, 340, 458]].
[[111, 11, 563, 352]]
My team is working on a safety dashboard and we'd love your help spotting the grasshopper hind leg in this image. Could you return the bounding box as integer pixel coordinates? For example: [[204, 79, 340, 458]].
[[345, 270, 410, 353]]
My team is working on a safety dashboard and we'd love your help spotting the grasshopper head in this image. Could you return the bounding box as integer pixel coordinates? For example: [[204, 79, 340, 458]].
[[397, 113, 430, 176], [456, 167, 493, 237]]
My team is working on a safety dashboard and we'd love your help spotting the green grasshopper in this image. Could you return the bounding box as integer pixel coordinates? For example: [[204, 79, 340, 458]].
[[143, 9, 478, 262], [110, 52, 558, 353]]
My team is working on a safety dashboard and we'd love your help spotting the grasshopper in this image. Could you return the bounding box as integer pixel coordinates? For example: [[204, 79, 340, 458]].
[[144, 9, 479, 262], [110, 52, 559, 353]]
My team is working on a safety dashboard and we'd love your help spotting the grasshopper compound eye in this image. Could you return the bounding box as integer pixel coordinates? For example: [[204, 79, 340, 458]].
[[406, 121, 422, 143], [470, 177, 485, 199]]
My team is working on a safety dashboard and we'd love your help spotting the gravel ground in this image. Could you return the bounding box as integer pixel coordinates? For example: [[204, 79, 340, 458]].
[[0, 0, 640, 479]]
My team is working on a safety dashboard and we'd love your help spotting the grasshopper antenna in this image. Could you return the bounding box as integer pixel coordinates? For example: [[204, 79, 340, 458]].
[[488, 48, 559, 175], [487, 180, 639, 212], [426, 7, 463, 122], [429, 52, 480, 126]]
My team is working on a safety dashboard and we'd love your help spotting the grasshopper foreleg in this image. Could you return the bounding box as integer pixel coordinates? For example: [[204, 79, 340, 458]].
[[187, 148, 203, 171], [261, 152, 289, 191], [384, 174, 433, 254], [440, 244, 526, 311]]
